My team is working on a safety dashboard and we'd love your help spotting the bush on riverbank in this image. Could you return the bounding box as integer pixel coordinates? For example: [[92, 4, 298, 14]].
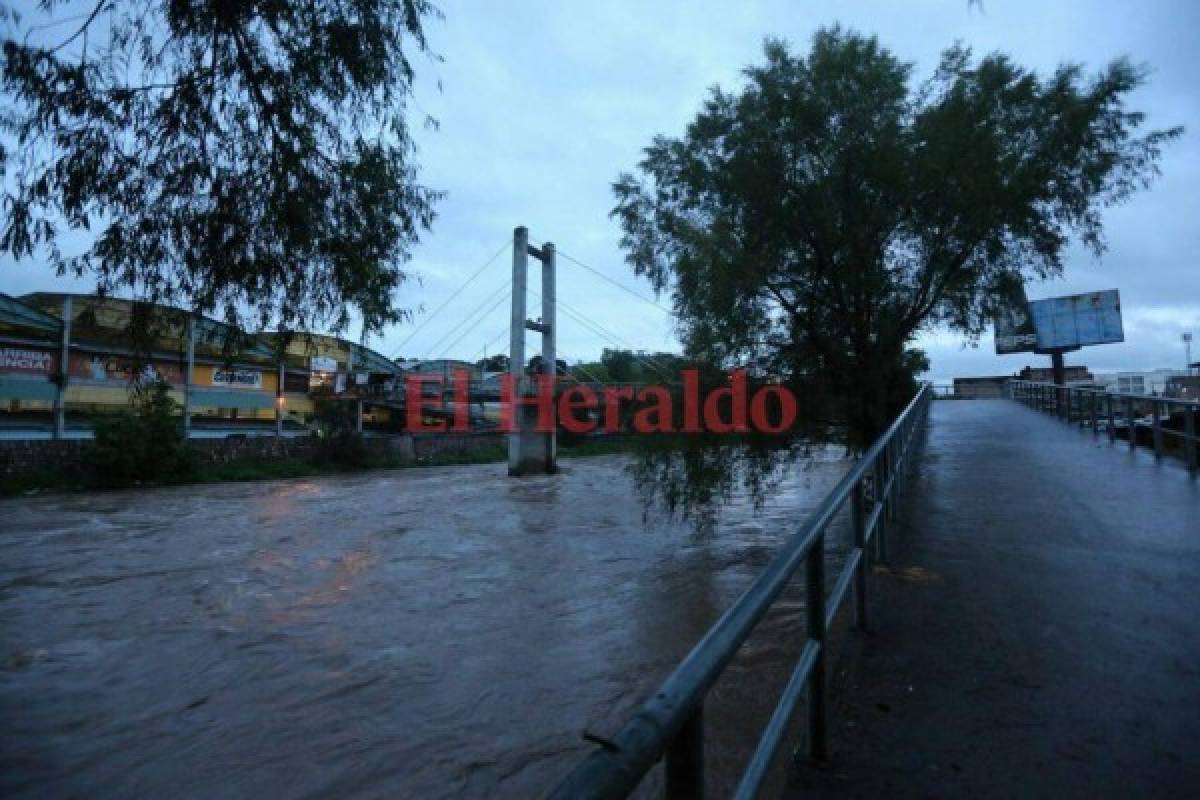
[[83, 380, 198, 488]]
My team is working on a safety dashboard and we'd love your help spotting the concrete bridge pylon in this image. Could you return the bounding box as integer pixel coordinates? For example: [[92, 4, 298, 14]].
[[508, 226, 556, 475]]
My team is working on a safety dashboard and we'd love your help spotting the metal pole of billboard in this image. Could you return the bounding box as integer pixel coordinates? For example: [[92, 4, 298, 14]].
[[53, 296, 72, 440], [1051, 350, 1066, 419]]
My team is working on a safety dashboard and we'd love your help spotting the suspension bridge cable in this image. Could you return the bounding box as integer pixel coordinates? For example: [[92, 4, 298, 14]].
[[389, 239, 511, 358], [553, 298, 676, 381], [423, 283, 511, 358], [555, 350, 609, 386], [555, 303, 674, 382], [474, 325, 510, 363], [435, 289, 512, 360], [527, 286, 675, 382], [554, 248, 675, 316]]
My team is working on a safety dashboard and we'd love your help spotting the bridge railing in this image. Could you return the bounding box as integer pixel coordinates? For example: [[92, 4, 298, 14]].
[[547, 384, 933, 800], [1009, 380, 1199, 471]]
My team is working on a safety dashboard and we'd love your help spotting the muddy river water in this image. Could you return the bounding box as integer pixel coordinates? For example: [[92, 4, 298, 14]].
[[1, 452, 855, 798]]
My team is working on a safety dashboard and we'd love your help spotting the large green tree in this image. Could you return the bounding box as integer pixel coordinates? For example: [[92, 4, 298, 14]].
[[1, 0, 441, 335], [613, 28, 1179, 444]]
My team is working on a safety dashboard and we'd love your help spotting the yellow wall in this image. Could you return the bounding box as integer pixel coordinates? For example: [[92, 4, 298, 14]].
[[281, 392, 314, 415], [283, 335, 349, 370]]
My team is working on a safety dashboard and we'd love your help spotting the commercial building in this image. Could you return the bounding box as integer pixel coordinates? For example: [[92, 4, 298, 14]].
[[951, 376, 1009, 399], [263, 332, 405, 431], [1018, 365, 1095, 384], [0, 292, 402, 438], [1094, 369, 1188, 396]]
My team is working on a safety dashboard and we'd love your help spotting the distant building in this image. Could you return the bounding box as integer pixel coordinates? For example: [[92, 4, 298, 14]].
[[1108, 369, 1186, 396], [1164, 375, 1200, 400], [2, 291, 405, 435], [1018, 365, 1094, 384], [952, 376, 1009, 399], [407, 359, 480, 382]]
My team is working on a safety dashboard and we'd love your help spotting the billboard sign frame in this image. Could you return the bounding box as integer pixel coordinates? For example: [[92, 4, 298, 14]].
[[995, 289, 1124, 355]]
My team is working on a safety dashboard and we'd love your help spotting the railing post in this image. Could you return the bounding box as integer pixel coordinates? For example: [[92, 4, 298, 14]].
[[887, 443, 897, 521], [873, 459, 888, 563], [1152, 400, 1163, 458], [666, 705, 704, 799], [1090, 392, 1098, 435], [805, 536, 827, 762], [1108, 394, 1116, 442], [1185, 406, 1198, 472], [851, 476, 869, 632], [1127, 397, 1137, 451]]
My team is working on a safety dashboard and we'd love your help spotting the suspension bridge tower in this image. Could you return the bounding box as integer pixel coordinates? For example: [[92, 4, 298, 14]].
[[508, 226, 557, 475]]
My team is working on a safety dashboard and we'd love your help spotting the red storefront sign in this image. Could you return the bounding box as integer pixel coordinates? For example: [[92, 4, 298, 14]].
[[0, 347, 56, 374], [69, 353, 183, 385]]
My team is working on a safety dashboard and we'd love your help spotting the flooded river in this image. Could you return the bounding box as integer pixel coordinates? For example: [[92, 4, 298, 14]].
[[0, 452, 855, 798]]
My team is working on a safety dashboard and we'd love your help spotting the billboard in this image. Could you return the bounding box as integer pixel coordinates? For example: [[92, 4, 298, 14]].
[[995, 289, 1123, 354], [1030, 290, 1123, 351], [69, 353, 183, 385], [995, 305, 1038, 354]]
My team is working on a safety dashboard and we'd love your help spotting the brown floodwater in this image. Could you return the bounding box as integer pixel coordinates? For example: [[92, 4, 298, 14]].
[[0, 452, 855, 798]]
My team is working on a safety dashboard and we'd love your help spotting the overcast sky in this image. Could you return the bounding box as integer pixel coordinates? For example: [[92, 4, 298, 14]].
[[4, 0, 1197, 380]]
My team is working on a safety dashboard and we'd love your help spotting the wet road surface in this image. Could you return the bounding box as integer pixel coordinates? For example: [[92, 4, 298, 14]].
[[789, 399, 1200, 798], [1, 451, 856, 798]]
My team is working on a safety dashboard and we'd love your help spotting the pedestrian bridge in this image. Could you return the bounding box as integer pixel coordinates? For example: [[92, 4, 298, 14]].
[[553, 390, 1200, 798]]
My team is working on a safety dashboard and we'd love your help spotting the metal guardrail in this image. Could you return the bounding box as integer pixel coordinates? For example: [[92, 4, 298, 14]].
[[548, 384, 934, 800], [1010, 380, 1199, 471]]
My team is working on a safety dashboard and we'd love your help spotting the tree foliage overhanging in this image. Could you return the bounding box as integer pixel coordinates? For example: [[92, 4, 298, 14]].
[[612, 27, 1180, 445], [1, 0, 442, 335]]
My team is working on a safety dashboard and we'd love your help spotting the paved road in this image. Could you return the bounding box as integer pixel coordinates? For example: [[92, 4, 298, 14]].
[[789, 399, 1200, 799]]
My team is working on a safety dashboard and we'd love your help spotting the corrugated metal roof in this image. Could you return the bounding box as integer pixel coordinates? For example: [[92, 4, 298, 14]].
[[348, 342, 397, 374], [0, 293, 63, 335], [20, 292, 276, 363]]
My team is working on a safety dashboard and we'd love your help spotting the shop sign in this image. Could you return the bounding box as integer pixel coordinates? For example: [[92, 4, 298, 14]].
[[213, 368, 262, 388], [0, 347, 54, 374]]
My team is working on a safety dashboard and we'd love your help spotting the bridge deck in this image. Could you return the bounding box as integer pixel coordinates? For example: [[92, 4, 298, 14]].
[[788, 398, 1200, 798]]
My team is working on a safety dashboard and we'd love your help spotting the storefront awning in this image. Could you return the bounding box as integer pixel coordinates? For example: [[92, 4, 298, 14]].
[[189, 387, 276, 410]]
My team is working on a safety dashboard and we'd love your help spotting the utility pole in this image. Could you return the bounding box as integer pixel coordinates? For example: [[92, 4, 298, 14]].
[[1184, 332, 1193, 374]]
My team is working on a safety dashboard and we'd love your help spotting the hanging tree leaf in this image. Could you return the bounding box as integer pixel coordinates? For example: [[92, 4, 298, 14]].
[[2, 0, 443, 336]]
